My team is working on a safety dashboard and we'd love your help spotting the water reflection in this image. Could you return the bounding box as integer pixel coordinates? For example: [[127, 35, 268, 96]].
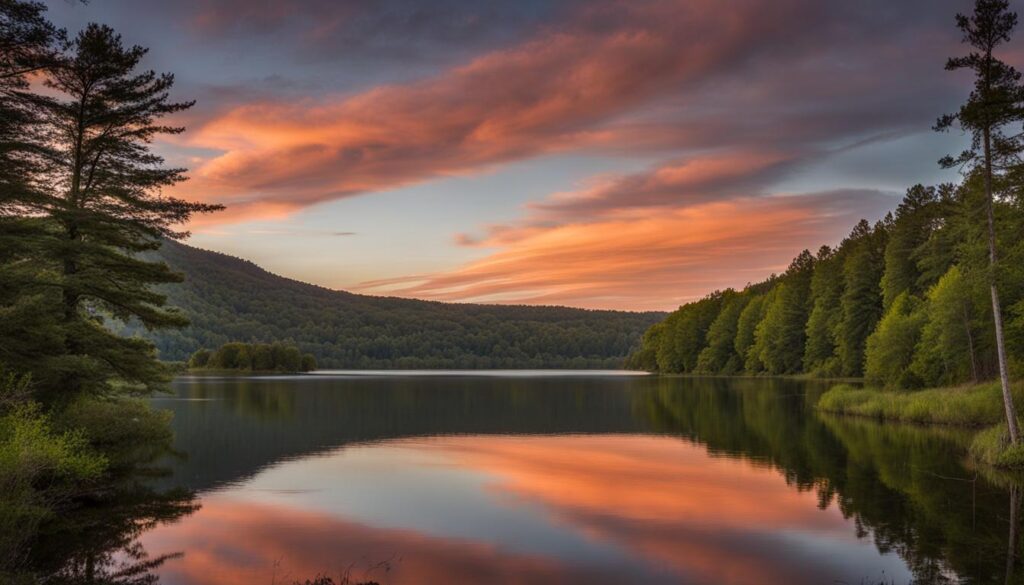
[[31, 374, 1024, 584], [27, 484, 197, 584]]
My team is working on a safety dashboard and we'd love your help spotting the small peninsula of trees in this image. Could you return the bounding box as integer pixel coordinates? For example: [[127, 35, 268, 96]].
[[189, 342, 317, 373]]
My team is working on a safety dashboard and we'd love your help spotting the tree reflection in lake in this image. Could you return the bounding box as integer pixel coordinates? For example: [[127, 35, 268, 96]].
[[638, 376, 1024, 584], [23, 374, 1024, 584], [28, 485, 197, 585]]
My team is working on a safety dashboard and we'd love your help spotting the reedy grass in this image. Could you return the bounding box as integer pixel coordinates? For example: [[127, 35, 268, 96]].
[[817, 381, 1024, 468], [969, 423, 1024, 467], [816, 381, 1023, 427]]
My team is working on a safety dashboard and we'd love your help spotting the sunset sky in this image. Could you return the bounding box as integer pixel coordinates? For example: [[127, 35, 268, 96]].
[[43, 0, 979, 311]]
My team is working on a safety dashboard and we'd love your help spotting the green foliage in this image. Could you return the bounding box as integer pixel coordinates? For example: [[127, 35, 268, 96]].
[[735, 294, 767, 373], [301, 353, 318, 371], [655, 294, 723, 373], [911, 266, 989, 386], [2, 23, 221, 404], [836, 220, 887, 377], [803, 246, 844, 375], [625, 323, 663, 371], [630, 176, 1024, 385], [696, 291, 749, 374], [816, 381, 1023, 426], [0, 373, 107, 572], [196, 342, 317, 373], [188, 348, 211, 369], [864, 292, 926, 388], [56, 397, 174, 473], [753, 251, 814, 375], [139, 240, 663, 369], [881, 185, 943, 309]]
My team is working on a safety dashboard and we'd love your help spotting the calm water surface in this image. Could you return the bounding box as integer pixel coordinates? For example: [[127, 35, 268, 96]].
[[65, 373, 1024, 583]]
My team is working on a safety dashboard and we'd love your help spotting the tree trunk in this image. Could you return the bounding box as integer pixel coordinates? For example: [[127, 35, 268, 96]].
[[983, 124, 1019, 444]]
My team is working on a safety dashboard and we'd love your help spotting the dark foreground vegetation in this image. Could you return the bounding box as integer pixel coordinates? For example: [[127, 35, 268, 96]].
[[133, 239, 663, 369], [1, 1, 213, 580]]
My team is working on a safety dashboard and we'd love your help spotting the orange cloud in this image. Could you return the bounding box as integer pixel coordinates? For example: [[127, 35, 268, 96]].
[[356, 190, 894, 311], [174, 0, 817, 219], [530, 150, 798, 220]]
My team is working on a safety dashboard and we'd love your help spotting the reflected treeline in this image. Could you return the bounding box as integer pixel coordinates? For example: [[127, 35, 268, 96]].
[[72, 374, 1024, 584], [26, 485, 198, 585], [634, 376, 1024, 584], [155, 375, 655, 491]]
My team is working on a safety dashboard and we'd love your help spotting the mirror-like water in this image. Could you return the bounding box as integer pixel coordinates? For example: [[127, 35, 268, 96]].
[[46, 374, 1024, 584]]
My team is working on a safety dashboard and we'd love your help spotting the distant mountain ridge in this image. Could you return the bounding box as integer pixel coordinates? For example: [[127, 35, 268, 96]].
[[137, 240, 664, 368]]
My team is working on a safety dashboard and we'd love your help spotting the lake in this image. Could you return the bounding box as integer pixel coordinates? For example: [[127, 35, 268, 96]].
[[62, 373, 1024, 583]]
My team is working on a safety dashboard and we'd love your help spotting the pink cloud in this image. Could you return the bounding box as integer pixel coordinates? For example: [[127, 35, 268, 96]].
[[357, 190, 894, 311], [176, 0, 923, 222]]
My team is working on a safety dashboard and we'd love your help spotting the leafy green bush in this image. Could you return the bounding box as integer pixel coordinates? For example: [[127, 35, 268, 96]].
[[56, 397, 173, 473], [0, 397, 106, 571]]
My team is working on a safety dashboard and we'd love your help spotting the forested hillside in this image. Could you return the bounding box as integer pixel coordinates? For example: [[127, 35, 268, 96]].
[[132, 241, 663, 368], [628, 179, 1024, 388]]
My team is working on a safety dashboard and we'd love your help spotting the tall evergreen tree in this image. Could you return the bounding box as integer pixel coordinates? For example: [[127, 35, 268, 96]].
[[836, 220, 887, 377], [696, 290, 749, 374], [935, 0, 1024, 442], [881, 185, 940, 309], [737, 293, 769, 373], [0, 0, 63, 377], [12, 24, 221, 401], [754, 250, 814, 374], [804, 245, 844, 375]]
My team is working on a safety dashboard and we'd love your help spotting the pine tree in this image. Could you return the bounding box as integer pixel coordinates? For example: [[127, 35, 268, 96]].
[[696, 290, 749, 374], [804, 245, 844, 375], [935, 0, 1024, 442], [736, 293, 768, 373], [836, 220, 887, 377], [13, 24, 222, 401], [881, 185, 940, 309], [754, 250, 814, 374], [0, 1, 63, 378]]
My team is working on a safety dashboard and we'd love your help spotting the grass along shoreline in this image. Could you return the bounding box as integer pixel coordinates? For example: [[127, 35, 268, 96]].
[[816, 381, 1024, 467]]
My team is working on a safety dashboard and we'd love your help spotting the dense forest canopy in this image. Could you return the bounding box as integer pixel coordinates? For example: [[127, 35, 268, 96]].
[[628, 178, 1024, 389], [126, 240, 664, 369]]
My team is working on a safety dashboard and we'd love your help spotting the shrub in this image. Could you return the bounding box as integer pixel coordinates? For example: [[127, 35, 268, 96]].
[[0, 400, 106, 571], [56, 398, 173, 472]]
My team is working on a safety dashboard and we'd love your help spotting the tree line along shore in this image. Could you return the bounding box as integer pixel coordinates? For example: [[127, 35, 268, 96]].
[[627, 1, 1024, 465]]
